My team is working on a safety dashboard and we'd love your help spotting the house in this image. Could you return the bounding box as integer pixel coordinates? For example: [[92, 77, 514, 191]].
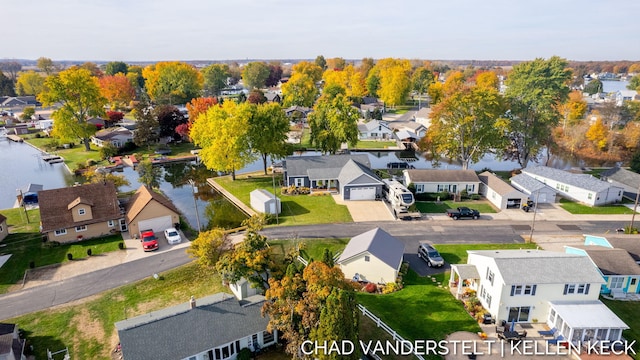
[[357, 120, 393, 140], [91, 126, 134, 148], [388, 121, 427, 139], [38, 182, 123, 242], [521, 166, 623, 206], [264, 92, 281, 103], [600, 166, 640, 200], [449, 250, 628, 346], [615, 90, 638, 106], [510, 173, 557, 204], [36, 119, 54, 130], [0, 323, 26, 360], [250, 189, 281, 215], [115, 293, 277, 360], [87, 117, 106, 129], [0, 214, 8, 242], [337, 228, 405, 284], [413, 107, 432, 128], [403, 169, 480, 195], [125, 185, 181, 236], [478, 171, 529, 210], [0, 96, 41, 109], [283, 155, 384, 201], [358, 97, 385, 118], [228, 278, 261, 301]]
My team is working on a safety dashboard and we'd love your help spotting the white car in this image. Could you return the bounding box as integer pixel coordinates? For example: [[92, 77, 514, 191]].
[[164, 227, 182, 244]]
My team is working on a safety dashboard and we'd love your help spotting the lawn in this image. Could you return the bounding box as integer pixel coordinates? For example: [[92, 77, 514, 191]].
[[353, 140, 397, 149], [7, 262, 227, 360], [414, 200, 497, 214], [269, 238, 349, 263], [215, 175, 353, 225], [601, 298, 640, 357], [24, 135, 104, 168], [0, 208, 123, 294], [559, 199, 636, 214]]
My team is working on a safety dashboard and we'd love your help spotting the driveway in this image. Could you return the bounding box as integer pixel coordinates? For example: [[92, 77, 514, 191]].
[[332, 195, 395, 222]]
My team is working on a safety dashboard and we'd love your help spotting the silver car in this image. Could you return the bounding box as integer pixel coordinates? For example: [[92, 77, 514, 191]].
[[417, 243, 445, 267]]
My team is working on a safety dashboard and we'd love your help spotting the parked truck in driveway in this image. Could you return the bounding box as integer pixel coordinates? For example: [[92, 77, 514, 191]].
[[140, 229, 159, 251], [446, 207, 480, 220]]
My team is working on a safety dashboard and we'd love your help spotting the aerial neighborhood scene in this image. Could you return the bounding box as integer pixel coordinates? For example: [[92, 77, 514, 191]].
[[3, 1, 640, 359]]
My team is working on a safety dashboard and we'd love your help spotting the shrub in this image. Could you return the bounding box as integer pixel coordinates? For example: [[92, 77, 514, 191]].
[[35, 133, 42, 138], [87, 249, 92, 256], [21, 107, 35, 120], [67, 253, 73, 261], [118, 242, 125, 250], [86, 159, 97, 167], [383, 282, 399, 294], [99, 143, 118, 159], [470, 194, 481, 200], [364, 283, 377, 293], [237, 348, 252, 360]]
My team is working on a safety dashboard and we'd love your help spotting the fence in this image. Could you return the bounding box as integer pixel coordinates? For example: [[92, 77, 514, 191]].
[[357, 304, 425, 360]]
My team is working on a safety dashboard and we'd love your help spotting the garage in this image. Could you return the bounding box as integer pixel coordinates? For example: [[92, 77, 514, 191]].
[[137, 215, 173, 234], [349, 187, 377, 201]]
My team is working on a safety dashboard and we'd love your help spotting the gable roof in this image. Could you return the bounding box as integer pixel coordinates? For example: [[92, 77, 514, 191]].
[[337, 228, 404, 270], [358, 120, 391, 133], [522, 166, 619, 193], [600, 167, 640, 190], [388, 120, 426, 132], [478, 171, 526, 196], [116, 293, 269, 360], [67, 196, 94, 210], [0, 323, 17, 356], [510, 173, 554, 193], [414, 107, 432, 120], [405, 169, 480, 183], [605, 237, 640, 263], [338, 159, 383, 186], [468, 250, 604, 284], [39, 182, 121, 232], [284, 154, 371, 178], [573, 246, 640, 275], [125, 186, 180, 223], [93, 126, 133, 140]]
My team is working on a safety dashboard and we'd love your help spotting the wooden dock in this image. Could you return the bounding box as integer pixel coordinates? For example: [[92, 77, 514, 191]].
[[6, 134, 23, 142], [207, 177, 257, 217]]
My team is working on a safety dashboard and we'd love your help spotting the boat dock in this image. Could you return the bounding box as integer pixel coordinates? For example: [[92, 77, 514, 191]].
[[6, 135, 24, 142], [41, 155, 64, 164], [151, 155, 198, 165]]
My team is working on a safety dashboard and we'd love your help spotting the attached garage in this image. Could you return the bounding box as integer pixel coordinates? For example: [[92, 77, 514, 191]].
[[478, 171, 529, 210], [347, 187, 377, 200], [137, 215, 173, 234], [126, 186, 181, 237], [338, 160, 384, 201]]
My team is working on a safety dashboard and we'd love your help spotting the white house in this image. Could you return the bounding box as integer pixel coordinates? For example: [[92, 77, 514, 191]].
[[521, 166, 623, 206], [91, 126, 134, 148], [36, 119, 54, 130], [510, 173, 557, 204], [615, 90, 638, 106], [478, 171, 529, 210], [116, 293, 277, 360], [357, 120, 393, 140], [449, 250, 628, 346], [413, 107, 432, 128], [337, 228, 404, 284], [403, 169, 480, 195], [388, 121, 427, 139], [600, 166, 640, 200]]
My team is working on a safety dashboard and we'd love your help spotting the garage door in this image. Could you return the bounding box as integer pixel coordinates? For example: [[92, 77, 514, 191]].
[[137, 215, 173, 234], [349, 187, 376, 201]]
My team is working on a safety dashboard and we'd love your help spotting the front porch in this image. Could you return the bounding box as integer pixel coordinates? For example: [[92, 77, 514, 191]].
[[449, 264, 480, 299]]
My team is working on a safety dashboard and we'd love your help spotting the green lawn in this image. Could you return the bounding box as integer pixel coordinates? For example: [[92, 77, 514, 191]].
[[434, 243, 538, 265], [24, 135, 104, 168], [414, 200, 497, 214], [7, 263, 227, 360], [269, 238, 349, 262], [559, 199, 636, 214], [216, 175, 353, 225], [353, 140, 397, 149], [0, 208, 123, 294], [601, 298, 640, 358]]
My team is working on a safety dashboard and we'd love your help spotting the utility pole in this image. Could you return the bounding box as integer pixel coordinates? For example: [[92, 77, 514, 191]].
[[629, 185, 640, 232], [528, 190, 541, 242], [17, 189, 30, 223]]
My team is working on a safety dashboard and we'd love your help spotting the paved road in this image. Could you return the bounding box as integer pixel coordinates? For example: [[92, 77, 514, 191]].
[[0, 218, 630, 320]]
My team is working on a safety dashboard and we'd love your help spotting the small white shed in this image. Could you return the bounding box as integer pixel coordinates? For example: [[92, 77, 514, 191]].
[[250, 189, 281, 215]]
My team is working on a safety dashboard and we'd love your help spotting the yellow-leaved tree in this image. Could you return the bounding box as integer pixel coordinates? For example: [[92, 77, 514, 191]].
[[370, 58, 412, 107], [586, 117, 608, 150], [142, 61, 203, 104]]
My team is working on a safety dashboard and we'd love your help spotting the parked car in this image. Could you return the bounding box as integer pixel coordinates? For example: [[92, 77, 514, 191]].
[[140, 229, 159, 252], [164, 227, 182, 244], [417, 243, 445, 267], [446, 207, 480, 220]]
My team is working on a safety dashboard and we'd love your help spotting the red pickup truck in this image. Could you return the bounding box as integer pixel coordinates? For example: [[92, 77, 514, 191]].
[[140, 229, 159, 252]]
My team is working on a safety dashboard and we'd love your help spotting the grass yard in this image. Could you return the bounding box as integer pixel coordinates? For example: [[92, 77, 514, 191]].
[[601, 299, 640, 357], [0, 208, 123, 294], [269, 238, 349, 263], [24, 135, 104, 167], [559, 198, 636, 214], [434, 243, 538, 265], [414, 200, 497, 214], [216, 175, 353, 225], [353, 140, 398, 149], [7, 263, 227, 360]]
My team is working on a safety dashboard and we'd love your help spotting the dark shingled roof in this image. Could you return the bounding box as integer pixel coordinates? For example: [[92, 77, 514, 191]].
[[573, 246, 640, 275], [405, 169, 480, 183], [116, 293, 269, 360], [601, 167, 640, 190], [38, 182, 121, 232], [605, 237, 640, 263]]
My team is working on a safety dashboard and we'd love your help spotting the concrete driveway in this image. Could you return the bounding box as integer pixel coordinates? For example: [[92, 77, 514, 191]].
[[332, 195, 395, 222]]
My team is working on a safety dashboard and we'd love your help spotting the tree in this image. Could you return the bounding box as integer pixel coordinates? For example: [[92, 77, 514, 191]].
[[266, 63, 283, 87], [190, 101, 256, 180], [105, 110, 124, 127], [365, 68, 380, 98], [427, 81, 445, 105], [104, 61, 128, 76], [584, 79, 603, 95], [21, 107, 35, 120], [184, 97, 218, 138], [201, 63, 230, 96], [291, 61, 323, 83], [321, 248, 334, 267], [0, 71, 15, 96], [36, 57, 57, 75], [373, 58, 412, 107], [187, 228, 230, 268], [629, 63, 640, 74], [154, 105, 187, 139], [623, 122, 640, 151], [126, 65, 145, 93], [322, 65, 366, 100], [628, 75, 640, 91], [247, 89, 267, 104], [315, 55, 327, 70], [99, 73, 136, 109], [0, 61, 22, 83], [137, 159, 162, 189], [504, 56, 572, 168], [631, 150, 640, 173], [308, 90, 360, 154], [248, 102, 291, 174], [586, 118, 608, 150], [241, 62, 270, 89], [474, 71, 500, 90], [84, 167, 130, 190], [143, 61, 204, 104], [561, 91, 588, 124], [38, 67, 107, 151], [80, 62, 104, 77], [428, 84, 508, 169], [310, 288, 359, 360], [132, 99, 158, 148], [281, 72, 318, 107], [412, 66, 435, 108], [326, 57, 346, 71], [15, 71, 45, 96], [358, 57, 375, 78]]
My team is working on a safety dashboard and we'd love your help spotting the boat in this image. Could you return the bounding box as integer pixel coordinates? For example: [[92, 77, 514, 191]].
[[42, 154, 64, 163]]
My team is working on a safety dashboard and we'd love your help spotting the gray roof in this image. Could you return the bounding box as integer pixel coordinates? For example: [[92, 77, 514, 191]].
[[358, 120, 390, 133], [510, 173, 552, 193], [116, 293, 269, 360], [478, 171, 527, 197], [19, 183, 43, 195], [284, 154, 370, 178], [605, 237, 640, 262], [451, 264, 480, 279], [468, 250, 605, 285], [338, 228, 405, 270], [405, 169, 480, 183], [572, 246, 640, 275], [414, 107, 432, 119], [601, 167, 640, 190], [522, 166, 618, 193], [338, 159, 383, 186]]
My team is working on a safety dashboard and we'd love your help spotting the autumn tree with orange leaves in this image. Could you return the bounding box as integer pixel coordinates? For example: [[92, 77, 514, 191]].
[[99, 73, 136, 109], [183, 97, 218, 138]]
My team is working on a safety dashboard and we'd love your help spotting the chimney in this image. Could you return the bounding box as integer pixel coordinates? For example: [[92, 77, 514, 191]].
[[189, 295, 196, 309]]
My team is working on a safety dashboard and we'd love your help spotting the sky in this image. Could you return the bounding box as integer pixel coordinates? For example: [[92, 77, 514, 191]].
[[3, 0, 640, 62]]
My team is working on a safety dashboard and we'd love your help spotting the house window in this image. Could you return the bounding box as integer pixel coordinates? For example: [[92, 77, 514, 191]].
[[294, 178, 304, 187], [0, 225, 3, 232], [631, 278, 637, 285], [486, 293, 492, 307], [564, 283, 590, 294], [364, 255, 370, 262], [466, 184, 475, 192], [486, 269, 494, 285], [588, 193, 593, 200], [263, 331, 275, 344], [55, 229, 67, 236], [416, 184, 424, 193], [510, 284, 537, 296], [610, 277, 624, 289], [75, 225, 87, 232], [566, 186, 570, 192], [108, 220, 115, 227], [437, 184, 445, 192], [78, 208, 86, 215], [577, 284, 586, 294]]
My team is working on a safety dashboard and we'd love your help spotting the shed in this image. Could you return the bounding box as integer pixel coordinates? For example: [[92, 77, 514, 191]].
[[250, 189, 281, 215], [478, 171, 529, 210]]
